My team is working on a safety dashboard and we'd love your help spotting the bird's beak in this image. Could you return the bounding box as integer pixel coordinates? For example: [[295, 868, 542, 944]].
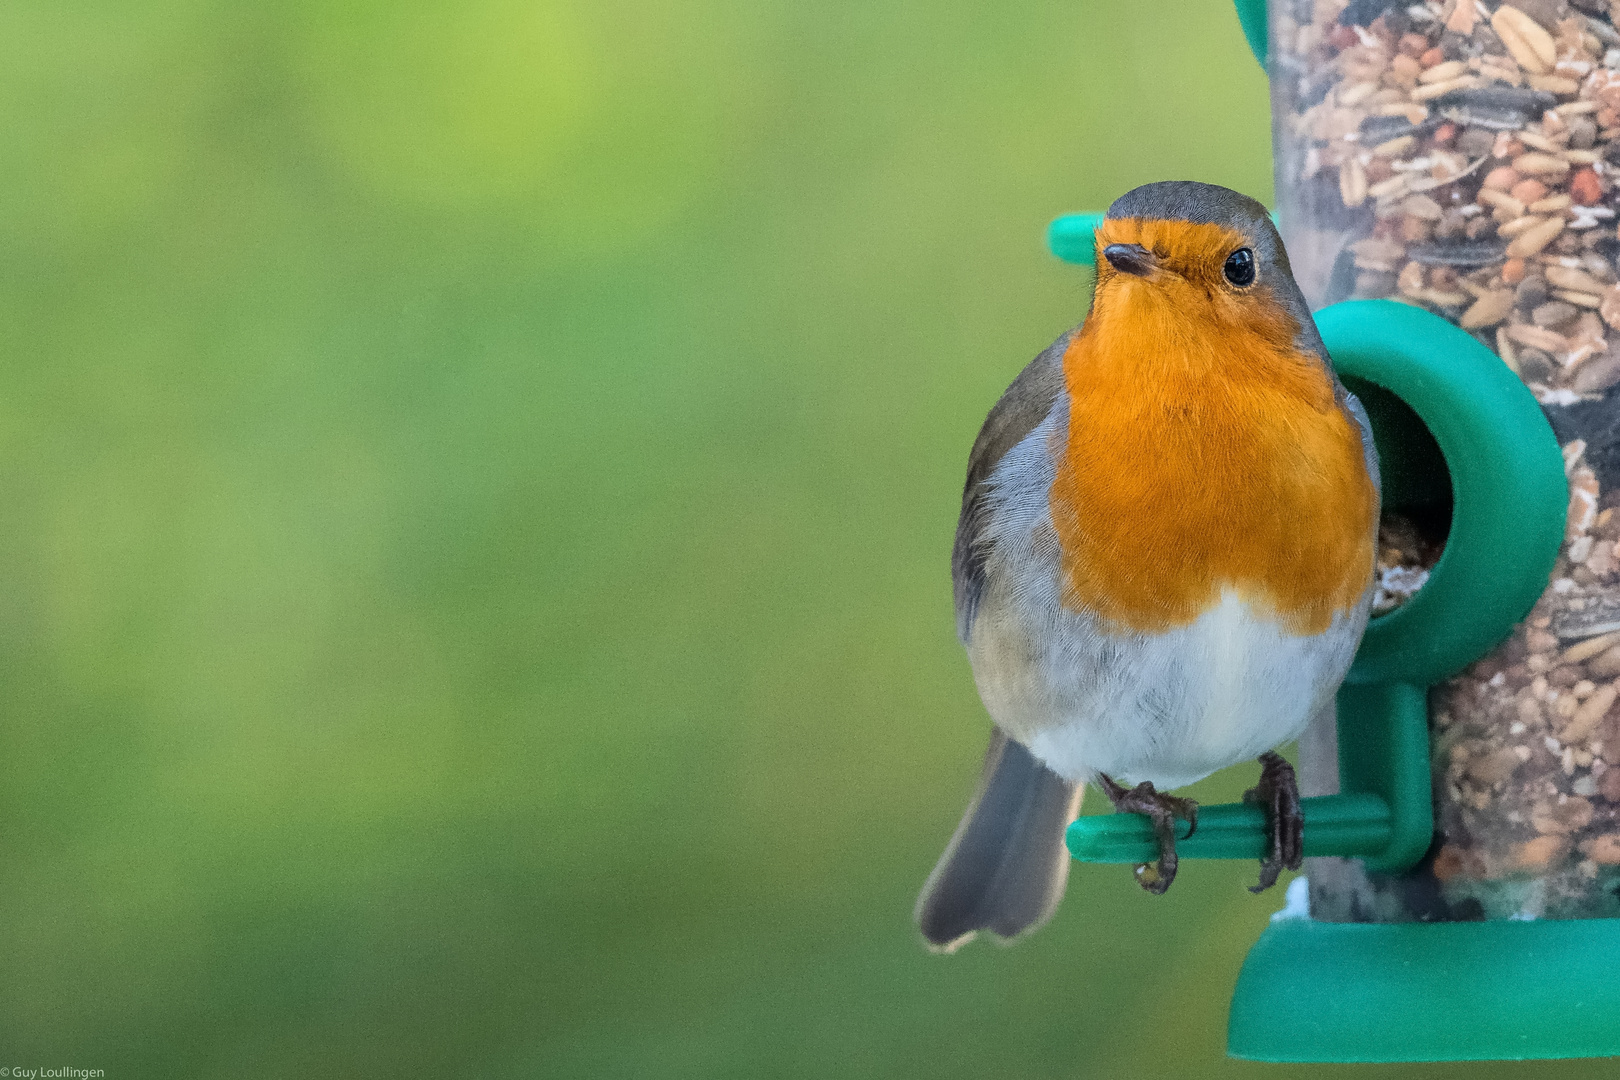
[[1102, 243, 1157, 277]]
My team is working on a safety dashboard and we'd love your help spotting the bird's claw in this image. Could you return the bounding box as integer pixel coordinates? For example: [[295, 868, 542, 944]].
[[1098, 773, 1199, 895], [1244, 750, 1303, 893]]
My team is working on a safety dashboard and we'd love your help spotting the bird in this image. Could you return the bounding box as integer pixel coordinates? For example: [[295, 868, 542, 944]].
[[915, 181, 1381, 953]]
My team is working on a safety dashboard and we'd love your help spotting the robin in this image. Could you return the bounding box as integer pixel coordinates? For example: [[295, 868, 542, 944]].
[[915, 181, 1380, 952]]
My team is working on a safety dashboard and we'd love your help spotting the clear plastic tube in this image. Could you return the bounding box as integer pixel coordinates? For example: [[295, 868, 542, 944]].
[[1271, 0, 1620, 920]]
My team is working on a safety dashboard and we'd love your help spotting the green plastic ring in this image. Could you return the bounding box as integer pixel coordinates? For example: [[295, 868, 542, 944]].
[[1320, 299, 1568, 687]]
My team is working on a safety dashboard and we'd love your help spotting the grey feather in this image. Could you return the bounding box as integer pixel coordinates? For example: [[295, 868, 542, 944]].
[[952, 332, 1070, 642], [914, 728, 1084, 952]]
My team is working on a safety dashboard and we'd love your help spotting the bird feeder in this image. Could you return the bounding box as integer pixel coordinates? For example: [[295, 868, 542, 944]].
[[1049, 0, 1620, 1062]]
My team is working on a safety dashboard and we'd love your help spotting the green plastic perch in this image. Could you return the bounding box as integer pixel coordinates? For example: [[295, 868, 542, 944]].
[[1050, 211, 1278, 267], [1066, 792, 1392, 864]]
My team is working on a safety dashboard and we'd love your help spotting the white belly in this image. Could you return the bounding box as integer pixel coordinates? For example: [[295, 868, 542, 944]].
[[972, 588, 1362, 788]]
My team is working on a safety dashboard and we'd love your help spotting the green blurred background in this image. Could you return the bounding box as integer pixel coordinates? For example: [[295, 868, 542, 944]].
[[1, 2, 1612, 1076]]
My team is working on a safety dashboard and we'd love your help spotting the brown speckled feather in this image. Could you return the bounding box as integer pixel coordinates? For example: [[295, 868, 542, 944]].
[[952, 329, 1073, 642]]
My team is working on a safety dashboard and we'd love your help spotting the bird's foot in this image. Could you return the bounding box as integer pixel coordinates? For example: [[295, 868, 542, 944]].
[[1097, 774, 1198, 895], [1244, 750, 1303, 893]]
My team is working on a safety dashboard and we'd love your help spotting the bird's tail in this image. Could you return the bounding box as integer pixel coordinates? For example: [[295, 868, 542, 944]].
[[914, 728, 1083, 952]]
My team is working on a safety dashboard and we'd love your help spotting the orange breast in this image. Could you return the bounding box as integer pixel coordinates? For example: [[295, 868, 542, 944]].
[[1050, 255, 1377, 637]]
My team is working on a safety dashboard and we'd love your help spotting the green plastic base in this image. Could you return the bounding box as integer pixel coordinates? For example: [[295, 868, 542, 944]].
[[1229, 918, 1620, 1062]]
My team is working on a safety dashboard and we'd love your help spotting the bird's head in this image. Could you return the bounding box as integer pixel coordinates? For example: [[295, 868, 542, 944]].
[[1090, 181, 1319, 360]]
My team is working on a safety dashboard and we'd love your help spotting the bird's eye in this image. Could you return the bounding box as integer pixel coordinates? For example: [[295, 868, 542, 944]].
[[1223, 247, 1255, 287]]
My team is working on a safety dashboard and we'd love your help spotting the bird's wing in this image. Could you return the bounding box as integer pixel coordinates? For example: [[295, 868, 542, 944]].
[[952, 329, 1073, 642]]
